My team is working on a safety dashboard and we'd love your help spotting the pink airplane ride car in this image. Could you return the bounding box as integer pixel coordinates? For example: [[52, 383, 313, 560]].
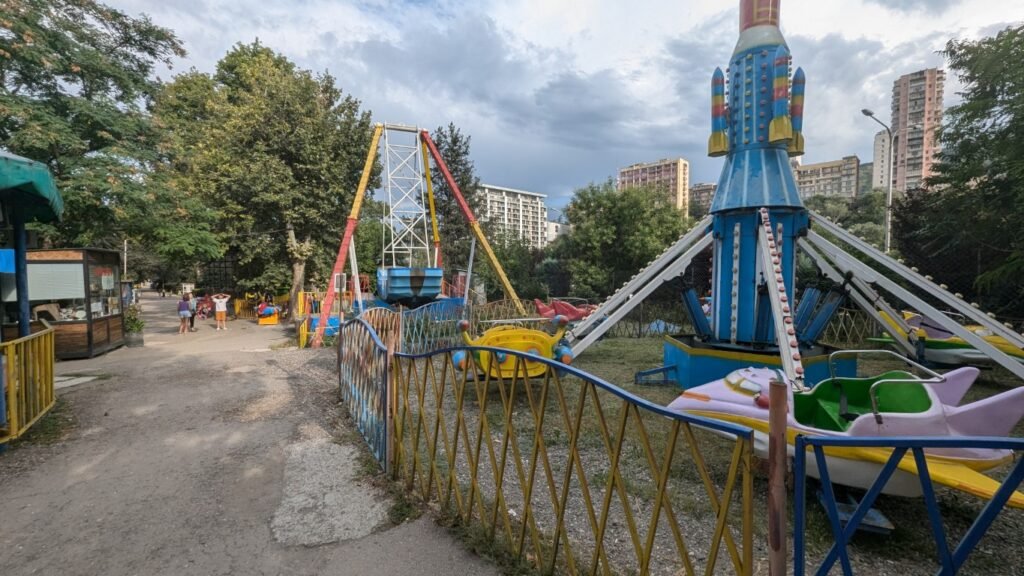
[[666, 351, 1024, 507]]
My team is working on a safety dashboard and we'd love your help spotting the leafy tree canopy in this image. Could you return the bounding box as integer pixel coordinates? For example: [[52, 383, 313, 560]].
[[154, 42, 376, 306], [805, 190, 886, 248], [555, 181, 691, 299], [0, 0, 219, 274], [893, 25, 1024, 318]]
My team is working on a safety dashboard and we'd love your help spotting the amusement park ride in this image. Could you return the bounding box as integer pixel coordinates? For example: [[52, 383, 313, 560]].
[[328, 0, 1024, 510], [650, 0, 1023, 505], [311, 124, 553, 358]]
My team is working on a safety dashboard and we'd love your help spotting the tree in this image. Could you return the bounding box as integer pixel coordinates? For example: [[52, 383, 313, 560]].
[[155, 42, 376, 311], [556, 180, 690, 299], [429, 123, 481, 270], [0, 0, 220, 274], [803, 195, 850, 223], [473, 230, 546, 300], [892, 25, 1024, 317], [804, 190, 886, 247]]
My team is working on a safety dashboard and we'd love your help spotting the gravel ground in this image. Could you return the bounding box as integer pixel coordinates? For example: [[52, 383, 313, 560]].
[[360, 338, 1024, 576]]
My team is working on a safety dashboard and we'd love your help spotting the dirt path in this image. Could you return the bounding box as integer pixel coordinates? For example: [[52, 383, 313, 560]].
[[0, 292, 497, 576]]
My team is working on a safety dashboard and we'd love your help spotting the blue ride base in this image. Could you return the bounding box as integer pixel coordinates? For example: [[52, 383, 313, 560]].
[[309, 316, 341, 337], [636, 334, 855, 388]]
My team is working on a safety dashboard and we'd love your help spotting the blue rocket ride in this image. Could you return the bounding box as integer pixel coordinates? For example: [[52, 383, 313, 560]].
[[707, 0, 807, 346], [645, 0, 855, 388]]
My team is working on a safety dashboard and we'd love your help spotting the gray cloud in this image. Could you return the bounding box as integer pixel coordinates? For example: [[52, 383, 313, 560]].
[[863, 0, 958, 13], [101, 0, 1012, 205], [318, 13, 683, 155]]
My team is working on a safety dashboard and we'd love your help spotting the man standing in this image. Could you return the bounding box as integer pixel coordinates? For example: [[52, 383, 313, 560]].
[[212, 293, 231, 331]]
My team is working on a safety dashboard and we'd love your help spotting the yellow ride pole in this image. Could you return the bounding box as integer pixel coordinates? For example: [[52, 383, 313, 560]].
[[420, 140, 442, 268], [312, 123, 384, 348]]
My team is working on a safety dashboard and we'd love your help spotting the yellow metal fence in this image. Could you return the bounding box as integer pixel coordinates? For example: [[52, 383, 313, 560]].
[[337, 314, 757, 575], [1, 324, 56, 444]]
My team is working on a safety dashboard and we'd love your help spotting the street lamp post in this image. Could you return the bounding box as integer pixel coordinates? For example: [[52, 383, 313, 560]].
[[862, 108, 895, 253]]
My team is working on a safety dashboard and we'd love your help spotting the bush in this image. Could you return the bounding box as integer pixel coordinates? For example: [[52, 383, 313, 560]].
[[124, 304, 145, 333]]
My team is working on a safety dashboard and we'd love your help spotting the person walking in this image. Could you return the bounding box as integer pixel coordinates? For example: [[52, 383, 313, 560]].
[[187, 293, 197, 332], [211, 293, 231, 331], [177, 293, 191, 334]]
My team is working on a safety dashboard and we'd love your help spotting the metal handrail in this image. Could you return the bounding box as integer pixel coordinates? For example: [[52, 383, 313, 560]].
[[826, 348, 941, 381], [824, 349, 945, 424]]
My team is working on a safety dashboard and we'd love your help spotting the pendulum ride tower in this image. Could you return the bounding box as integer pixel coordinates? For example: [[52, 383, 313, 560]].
[[377, 125, 443, 307]]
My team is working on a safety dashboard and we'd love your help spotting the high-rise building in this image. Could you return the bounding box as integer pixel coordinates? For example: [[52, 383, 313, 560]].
[[891, 68, 944, 192], [688, 183, 717, 218], [617, 158, 690, 212], [858, 162, 874, 196], [872, 130, 890, 190], [793, 155, 860, 199], [477, 184, 548, 250]]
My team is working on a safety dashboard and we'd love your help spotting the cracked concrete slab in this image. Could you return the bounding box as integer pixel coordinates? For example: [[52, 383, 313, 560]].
[[271, 438, 388, 546]]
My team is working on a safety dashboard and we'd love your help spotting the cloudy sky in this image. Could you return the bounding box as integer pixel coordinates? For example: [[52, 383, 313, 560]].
[[108, 0, 1024, 208]]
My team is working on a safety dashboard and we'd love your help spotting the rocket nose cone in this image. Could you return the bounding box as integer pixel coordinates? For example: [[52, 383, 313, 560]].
[[740, 0, 781, 32]]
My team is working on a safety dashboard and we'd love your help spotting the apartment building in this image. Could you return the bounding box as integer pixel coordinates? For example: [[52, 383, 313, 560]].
[[477, 184, 548, 249], [872, 130, 890, 190], [891, 68, 945, 192], [617, 158, 690, 212], [688, 183, 718, 217], [793, 155, 860, 199]]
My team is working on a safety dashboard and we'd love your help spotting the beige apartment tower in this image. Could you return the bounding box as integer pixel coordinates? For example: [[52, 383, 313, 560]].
[[617, 158, 690, 213], [477, 184, 548, 250], [891, 68, 944, 192]]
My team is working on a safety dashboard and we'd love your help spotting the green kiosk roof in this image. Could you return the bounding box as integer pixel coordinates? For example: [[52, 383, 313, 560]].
[[0, 150, 64, 223]]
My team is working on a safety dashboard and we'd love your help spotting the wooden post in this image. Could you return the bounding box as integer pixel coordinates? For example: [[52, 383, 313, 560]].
[[768, 378, 788, 575]]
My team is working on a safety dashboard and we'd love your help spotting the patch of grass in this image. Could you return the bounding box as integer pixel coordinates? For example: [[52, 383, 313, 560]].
[[11, 397, 76, 447], [387, 488, 424, 525], [438, 504, 546, 576], [573, 338, 665, 389]]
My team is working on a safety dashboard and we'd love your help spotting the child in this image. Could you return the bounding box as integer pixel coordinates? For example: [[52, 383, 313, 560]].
[[177, 294, 191, 334], [212, 293, 231, 331]]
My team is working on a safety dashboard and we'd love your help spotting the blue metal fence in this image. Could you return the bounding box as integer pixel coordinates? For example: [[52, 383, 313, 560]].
[[337, 319, 390, 465], [794, 435, 1024, 576]]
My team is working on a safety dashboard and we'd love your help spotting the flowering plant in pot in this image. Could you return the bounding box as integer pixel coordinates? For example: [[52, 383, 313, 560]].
[[124, 304, 145, 347]]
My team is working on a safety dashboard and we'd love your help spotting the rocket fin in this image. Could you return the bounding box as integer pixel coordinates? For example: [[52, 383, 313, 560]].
[[769, 115, 793, 143], [788, 131, 804, 156], [709, 132, 729, 157]]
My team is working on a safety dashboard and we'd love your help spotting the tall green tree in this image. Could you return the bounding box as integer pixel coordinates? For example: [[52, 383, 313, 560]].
[[556, 180, 690, 299], [155, 42, 376, 310], [0, 0, 211, 263], [805, 190, 886, 247], [429, 123, 481, 270], [893, 25, 1024, 317]]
